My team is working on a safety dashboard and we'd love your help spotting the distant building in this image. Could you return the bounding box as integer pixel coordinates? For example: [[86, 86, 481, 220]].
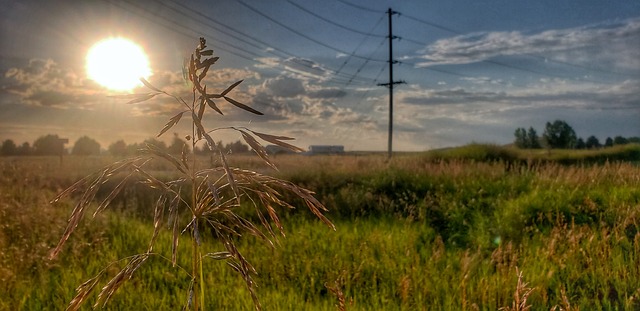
[[307, 145, 344, 154]]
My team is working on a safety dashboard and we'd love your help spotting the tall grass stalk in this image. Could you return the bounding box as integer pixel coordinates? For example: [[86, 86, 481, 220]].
[[48, 38, 333, 311]]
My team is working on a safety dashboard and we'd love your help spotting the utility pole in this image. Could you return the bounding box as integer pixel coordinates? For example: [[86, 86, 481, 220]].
[[378, 7, 405, 159]]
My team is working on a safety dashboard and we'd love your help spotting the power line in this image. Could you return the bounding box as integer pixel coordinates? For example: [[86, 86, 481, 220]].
[[118, 0, 631, 91], [282, 0, 388, 84], [344, 38, 387, 87], [400, 13, 461, 34], [160, 0, 287, 58], [285, 0, 386, 38], [153, 0, 375, 85], [236, 0, 387, 63], [134, 0, 604, 89], [260, 0, 386, 86], [156, 0, 284, 58], [334, 0, 381, 14], [315, 1, 436, 48], [106, 0, 258, 62], [334, 14, 385, 76]]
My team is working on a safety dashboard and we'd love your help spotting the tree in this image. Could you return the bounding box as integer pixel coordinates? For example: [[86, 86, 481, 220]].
[[526, 127, 541, 149], [33, 134, 67, 156], [168, 134, 188, 155], [225, 140, 249, 154], [585, 136, 601, 149], [72, 136, 101, 156], [126, 142, 142, 155], [193, 143, 212, 155], [1, 139, 17, 156], [108, 140, 129, 157], [143, 138, 167, 151], [605, 137, 614, 147], [613, 136, 629, 145], [17, 142, 32, 156], [575, 138, 586, 149], [514, 128, 527, 148], [542, 120, 577, 149], [514, 127, 541, 149]]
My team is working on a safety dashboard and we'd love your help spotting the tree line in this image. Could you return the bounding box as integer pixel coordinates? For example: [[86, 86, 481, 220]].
[[514, 120, 639, 149], [0, 134, 251, 157]]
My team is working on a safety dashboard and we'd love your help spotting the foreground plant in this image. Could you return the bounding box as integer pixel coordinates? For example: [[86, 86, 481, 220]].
[[49, 37, 334, 311]]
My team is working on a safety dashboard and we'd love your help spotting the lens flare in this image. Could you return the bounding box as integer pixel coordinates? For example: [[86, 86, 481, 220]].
[[86, 38, 151, 91]]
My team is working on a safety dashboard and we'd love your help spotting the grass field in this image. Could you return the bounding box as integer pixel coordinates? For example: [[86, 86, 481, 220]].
[[1, 146, 639, 310]]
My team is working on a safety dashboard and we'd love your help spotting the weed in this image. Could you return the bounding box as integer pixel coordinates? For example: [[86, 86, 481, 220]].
[[48, 38, 333, 311], [500, 268, 534, 311]]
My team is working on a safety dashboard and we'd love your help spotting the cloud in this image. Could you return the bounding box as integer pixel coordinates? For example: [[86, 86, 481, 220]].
[[416, 17, 640, 69], [3, 58, 103, 108], [302, 100, 369, 125], [460, 77, 503, 85], [401, 88, 506, 106], [254, 57, 281, 69], [262, 76, 305, 98], [398, 77, 640, 117], [241, 72, 354, 115], [254, 56, 331, 81], [307, 88, 347, 99], [2, 58, 265, 118], [245, 90, 299, 120], [282, 57, 330, 79]]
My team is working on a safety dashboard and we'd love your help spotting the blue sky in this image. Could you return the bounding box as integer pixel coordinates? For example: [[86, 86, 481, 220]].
[[1, 0, 639, 151]]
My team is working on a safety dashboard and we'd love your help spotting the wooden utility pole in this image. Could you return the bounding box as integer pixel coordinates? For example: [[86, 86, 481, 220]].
[[378, 8, 405, 159]]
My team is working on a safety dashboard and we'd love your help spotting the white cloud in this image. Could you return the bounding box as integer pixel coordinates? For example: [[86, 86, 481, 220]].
[[281, 57, 331, 80], [3, 58, 102, 108], [254, 57, 281, 69], [416, 17, 640, 70], [2, 59, 264, 117]]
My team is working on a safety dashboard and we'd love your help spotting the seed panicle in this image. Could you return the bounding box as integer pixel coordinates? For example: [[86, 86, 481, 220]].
[[51, 37, 332, 311]]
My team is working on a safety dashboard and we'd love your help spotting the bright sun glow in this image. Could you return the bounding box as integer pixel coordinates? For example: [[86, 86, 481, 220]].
[[86, 38, 151, 91]]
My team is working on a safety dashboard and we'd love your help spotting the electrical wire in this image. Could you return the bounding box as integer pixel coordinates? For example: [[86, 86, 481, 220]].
[[285, 0, 386, 39], [334, 0, 382, 14], [236, 0, 387, 63], [106, 0, 258, 62], [148, 0, 376, 85], [334, 14, 385, 76]]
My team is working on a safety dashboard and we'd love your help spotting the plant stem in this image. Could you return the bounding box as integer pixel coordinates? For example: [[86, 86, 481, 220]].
[[199, 248, 205, 309], [190, 86, 202, 311], [192, 234, 199, 311]]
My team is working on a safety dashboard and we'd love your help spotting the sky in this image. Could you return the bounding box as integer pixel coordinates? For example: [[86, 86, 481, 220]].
[[1, 0, 639, 152]]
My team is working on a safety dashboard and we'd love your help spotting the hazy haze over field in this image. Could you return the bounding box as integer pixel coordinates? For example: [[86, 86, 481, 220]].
[[1, 0, 638, 151]]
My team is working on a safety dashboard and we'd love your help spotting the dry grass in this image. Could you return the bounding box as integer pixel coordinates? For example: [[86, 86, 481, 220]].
[[500, 268, 535, 311], [550, 288, 579, 311]]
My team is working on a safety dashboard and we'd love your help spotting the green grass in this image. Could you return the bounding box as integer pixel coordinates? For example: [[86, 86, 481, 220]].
[[1, 155, 640, 310], [424, 142, 640, 165]]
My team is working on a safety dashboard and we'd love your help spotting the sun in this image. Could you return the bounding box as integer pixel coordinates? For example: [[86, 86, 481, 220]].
[[86, 38, 151, 91]]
